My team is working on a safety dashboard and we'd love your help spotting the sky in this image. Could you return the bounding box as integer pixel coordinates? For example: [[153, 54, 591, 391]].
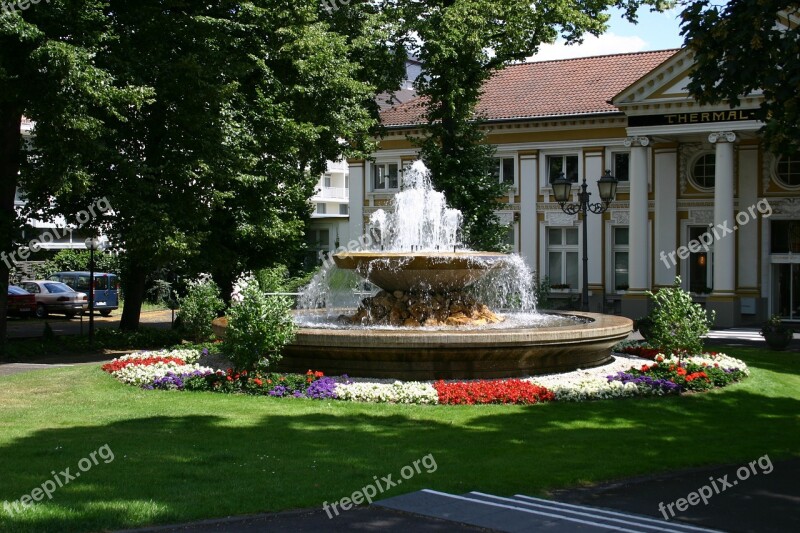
[[529, 7, 685, 62]]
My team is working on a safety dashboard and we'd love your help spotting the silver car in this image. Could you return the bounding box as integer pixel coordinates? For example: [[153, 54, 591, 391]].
[[20, 280, 88, 319]]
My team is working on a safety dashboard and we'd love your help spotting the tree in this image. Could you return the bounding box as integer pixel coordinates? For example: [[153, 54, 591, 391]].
[[21, 1, 380, 329], [399, 0, 668, 249], [680, 1, 800, 154], [0, 2, 146, 352]]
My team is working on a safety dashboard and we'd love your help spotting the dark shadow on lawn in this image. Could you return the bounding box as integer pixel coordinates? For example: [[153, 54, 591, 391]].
[[0, 389, 798, 533]]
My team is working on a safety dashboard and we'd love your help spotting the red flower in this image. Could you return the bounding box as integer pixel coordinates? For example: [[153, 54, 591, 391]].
[[253, 378, 263, 386], [641, 365, 650, 372], [433, 379, 555, 405], [676, 367, 687, 376], [226, 376, 233, 382], [314, 371, 324, 378]]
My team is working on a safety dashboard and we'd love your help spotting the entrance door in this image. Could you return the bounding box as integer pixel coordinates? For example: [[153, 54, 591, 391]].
[[773, 263, 800, 319]]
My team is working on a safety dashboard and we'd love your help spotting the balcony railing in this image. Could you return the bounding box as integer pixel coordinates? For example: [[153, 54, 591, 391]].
[[315, 187, 349, 199]]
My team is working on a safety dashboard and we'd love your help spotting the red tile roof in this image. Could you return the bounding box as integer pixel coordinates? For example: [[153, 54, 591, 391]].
[[380, 49, 679, 127]]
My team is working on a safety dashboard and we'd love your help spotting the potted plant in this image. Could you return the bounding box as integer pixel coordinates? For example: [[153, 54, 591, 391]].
[[634, 315, 654, 341], [550, 283, 571, 292], [761, 315, 793, 351]]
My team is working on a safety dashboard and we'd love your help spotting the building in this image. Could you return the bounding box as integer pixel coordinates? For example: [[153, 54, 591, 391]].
[[306, 159, 350, 265], [347, 47, 800, 326]]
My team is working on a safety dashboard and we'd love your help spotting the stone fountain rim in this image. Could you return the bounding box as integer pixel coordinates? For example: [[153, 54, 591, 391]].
[[290, 310, 632, 346]]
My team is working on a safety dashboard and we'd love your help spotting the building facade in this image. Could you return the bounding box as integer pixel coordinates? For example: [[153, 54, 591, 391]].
[[346, 48, 800, 327]]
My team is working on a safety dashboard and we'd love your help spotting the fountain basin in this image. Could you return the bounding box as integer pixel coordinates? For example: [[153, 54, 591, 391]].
[[278, 311, 632, 380], [332, 251, 507, 293]]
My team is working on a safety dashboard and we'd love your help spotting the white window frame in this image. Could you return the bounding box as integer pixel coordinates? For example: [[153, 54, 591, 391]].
[[544, 153, 581, 185], [492, 155, 518, 189], [689, 152, 716, 191], [610, 150, 631, 186], [370, 161, 400, 192], [546, 227, 579, 290], [773, 154, 800, 190], [612, 226, 629, 292]]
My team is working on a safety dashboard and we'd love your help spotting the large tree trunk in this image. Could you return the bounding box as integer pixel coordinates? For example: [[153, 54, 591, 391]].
[[0, 109, 22, 357], [119, 261, 147, 331]]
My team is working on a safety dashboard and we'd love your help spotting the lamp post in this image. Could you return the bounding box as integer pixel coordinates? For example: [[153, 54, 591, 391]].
[[551, 170, 619, 311], [84, 237, 100, 346]]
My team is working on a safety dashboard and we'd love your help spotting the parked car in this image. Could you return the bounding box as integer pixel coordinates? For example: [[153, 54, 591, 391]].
[[48, 272, 119, 316], [20, 281, 88, 319], [7, 285, 36, 317]]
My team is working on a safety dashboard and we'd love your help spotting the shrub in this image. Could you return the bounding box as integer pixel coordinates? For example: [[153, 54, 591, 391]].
[[42, 249, 121, 276], [646, 277, 714, 359], [177, 275, 225, 343], [224, 274, 296, 372]]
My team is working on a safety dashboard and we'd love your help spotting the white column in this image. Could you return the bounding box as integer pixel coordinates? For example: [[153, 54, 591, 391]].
[[519, 154, 538, 269], [709, 132, 736, 294], [654, 146, 678, 286], [624, 136, 650, 292], [348, 160, 365, 243]]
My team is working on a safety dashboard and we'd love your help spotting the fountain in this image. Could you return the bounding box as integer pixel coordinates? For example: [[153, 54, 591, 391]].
[[275, 161, 633, 379]]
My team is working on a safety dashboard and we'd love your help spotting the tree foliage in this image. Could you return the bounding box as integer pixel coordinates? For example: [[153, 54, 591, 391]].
[[18, 1, 385, 330], [680, 1, 800, 154], [399, 0, 670, 250], [0, 1, 147, 351]]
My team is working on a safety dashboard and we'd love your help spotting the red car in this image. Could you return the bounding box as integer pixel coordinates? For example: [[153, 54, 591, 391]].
[[7, 285, 36, 317]]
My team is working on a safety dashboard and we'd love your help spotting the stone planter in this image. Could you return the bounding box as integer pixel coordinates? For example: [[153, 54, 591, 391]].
[[763, 330, 793, 351]]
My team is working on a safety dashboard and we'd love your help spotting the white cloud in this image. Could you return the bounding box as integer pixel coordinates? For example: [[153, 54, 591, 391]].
[[527, 33, 649, 62]]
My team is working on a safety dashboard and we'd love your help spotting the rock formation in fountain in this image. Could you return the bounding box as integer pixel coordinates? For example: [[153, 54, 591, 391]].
[[340, 289, 504, 328]]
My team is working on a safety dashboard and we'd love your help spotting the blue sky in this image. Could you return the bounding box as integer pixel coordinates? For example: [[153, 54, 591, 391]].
[[530, 6, 685, 61]]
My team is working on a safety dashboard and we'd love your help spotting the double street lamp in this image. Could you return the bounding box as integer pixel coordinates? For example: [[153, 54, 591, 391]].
[[551, 170, 619, 311]]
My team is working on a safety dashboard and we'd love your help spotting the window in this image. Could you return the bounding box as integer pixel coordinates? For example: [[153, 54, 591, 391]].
[[547, 227, 579, 289], [688, 226, 713, 293], [691, 154, 716, 189], [324, 174, 332, 188], [22, 282, 39, 294], [612, 152, 630, 182], [306, 229, 330, 250], [491, 157, 516, 185], [372, 162, 399, 190], [339, 204, 349, 215], [547, 155, 579, 183], [613, 227, 629, 291], [504, 224, 516, 250], [316, 203, 326, 215], [775, 155, 800, 187]]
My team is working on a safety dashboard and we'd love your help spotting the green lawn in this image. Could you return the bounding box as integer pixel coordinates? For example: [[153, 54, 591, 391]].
[[0, 347, 798, 532]]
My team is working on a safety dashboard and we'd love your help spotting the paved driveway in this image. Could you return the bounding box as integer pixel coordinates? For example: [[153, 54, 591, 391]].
[[5, 309, 175, 339]]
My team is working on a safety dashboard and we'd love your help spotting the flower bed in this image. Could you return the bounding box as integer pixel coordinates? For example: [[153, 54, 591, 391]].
[[102, 349, 749, 405]]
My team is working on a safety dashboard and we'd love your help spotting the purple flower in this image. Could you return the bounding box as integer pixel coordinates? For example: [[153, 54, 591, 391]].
[[269, 385, 288, 397], [305, 377, 338, 400]]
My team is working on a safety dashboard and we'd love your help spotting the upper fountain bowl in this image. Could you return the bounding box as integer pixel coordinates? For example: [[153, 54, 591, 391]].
[[333, 251, 508, 293]]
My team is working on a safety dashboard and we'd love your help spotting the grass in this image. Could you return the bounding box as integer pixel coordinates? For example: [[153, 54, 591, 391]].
[[0, 346, 797, 532]]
